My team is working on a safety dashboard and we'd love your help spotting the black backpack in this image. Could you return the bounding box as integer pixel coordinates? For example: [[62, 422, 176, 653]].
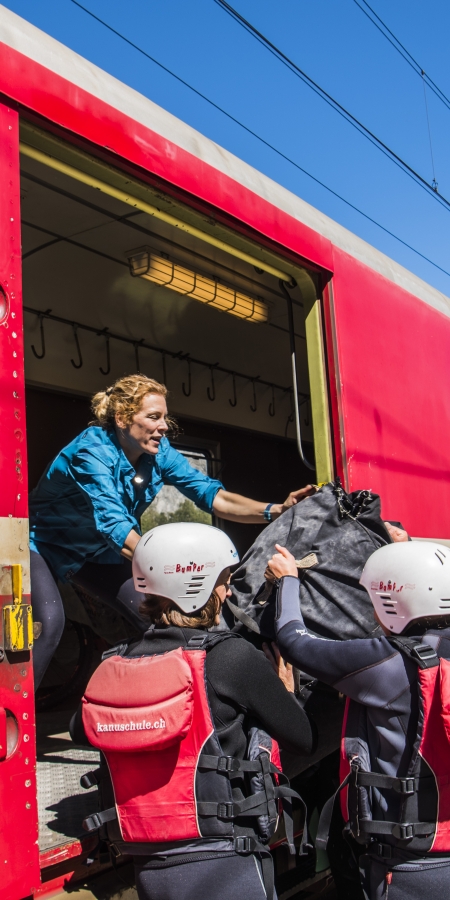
[[228, 480, 393, 643]]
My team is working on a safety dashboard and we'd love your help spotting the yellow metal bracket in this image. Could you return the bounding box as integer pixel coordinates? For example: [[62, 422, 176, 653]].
[[3, 565, 33, 652]]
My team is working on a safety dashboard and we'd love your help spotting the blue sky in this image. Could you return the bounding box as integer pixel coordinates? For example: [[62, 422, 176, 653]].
[[4, 0, 450, 294]]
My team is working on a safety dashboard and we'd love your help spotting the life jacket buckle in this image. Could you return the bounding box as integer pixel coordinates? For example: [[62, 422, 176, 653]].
[[234, 836, 256, 854], [218, 802, 234, 820], [397, 778, 415, 795], [392, 823, 414, 841], [411, 644, 437, 664], [375, 843, 393, 859], [82, 812, 103, 832], [217, 756, 240, 773], [80, 768, 101, 790]]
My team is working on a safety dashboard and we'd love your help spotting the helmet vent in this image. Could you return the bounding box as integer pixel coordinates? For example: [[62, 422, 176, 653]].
[[381, 595, 397, 613], [439, 599, 450, 608], [436, 550, 447, 565]]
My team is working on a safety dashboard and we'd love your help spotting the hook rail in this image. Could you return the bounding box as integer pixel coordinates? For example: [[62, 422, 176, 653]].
[[25, 306, 309, 419]]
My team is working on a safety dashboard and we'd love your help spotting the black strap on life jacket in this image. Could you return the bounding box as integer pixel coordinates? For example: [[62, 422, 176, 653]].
[[315, 758, 435, 850], [387, 636, 440, 669], [316, 638, 440, 852]]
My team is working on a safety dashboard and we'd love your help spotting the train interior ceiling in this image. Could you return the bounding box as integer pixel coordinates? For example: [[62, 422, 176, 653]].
[[19, 123, 320, 864]]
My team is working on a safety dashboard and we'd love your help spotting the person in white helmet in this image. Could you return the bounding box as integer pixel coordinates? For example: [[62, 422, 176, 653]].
[[269, 539, 450, 899], [70, 523, 315, 900]]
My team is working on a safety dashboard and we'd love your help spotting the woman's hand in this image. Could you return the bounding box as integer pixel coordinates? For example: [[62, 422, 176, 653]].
[[263, 641, 295, 692], [280, 485, 317, 512], [121, 528, 141, 560], [384, 522, 409, 542], [266, 544, 298, 580]]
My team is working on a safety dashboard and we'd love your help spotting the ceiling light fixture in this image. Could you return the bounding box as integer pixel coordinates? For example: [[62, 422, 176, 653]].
[[126, 247, 268, 323]]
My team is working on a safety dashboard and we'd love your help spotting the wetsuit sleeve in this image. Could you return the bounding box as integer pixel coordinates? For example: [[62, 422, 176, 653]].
[[275, 576, 395, 697], [159, 444, 224, 514], [69, 448, 138, 553], [69, 704, 90, 746], [206, 638, 316, 756]]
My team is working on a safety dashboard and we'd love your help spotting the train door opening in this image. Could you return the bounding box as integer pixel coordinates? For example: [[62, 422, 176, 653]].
[[19, 121, 332, 882]]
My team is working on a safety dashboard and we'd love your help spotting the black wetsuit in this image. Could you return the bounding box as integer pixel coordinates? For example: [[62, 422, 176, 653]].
[[71, 623, 315, 900], [275, 575, 450, 900]]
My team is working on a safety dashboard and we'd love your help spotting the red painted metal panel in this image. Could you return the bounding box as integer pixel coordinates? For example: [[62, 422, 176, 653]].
[[331, 246, 450, 537], [0, 101, 28, 519], [0, 102, 39, 900], [0, 41, 333, 275], [321, 282, 347, 487]]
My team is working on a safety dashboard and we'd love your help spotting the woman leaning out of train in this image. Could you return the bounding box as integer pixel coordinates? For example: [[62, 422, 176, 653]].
[[70, 522, 315, 900], [29, 373, 316, 688]]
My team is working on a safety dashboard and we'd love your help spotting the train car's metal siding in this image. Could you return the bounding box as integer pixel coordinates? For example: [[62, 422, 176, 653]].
[[0, 40, 334, 275], [1, 4, 449, 320], [0, 29, 449, 538], [331, 244, 450, 537], [0, 101, 39, 900]]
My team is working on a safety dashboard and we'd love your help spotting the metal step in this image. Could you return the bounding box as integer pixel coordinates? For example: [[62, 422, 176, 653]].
[[37, 745, 100, 852]]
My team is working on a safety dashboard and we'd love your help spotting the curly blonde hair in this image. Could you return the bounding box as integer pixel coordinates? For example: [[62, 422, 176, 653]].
[[139, 590, 221, 629], [91, 374, 168, 430]]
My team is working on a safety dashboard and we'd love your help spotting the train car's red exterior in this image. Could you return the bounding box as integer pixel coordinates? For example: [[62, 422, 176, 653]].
[[0, 100, 40, 900], [0, 18, 449, 898], [1, 36, 449, 539], [329, 248, 450, 536]]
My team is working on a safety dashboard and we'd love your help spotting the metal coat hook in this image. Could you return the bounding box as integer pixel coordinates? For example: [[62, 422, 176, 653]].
[[31, 310, 50, 359], [134, 340, 144, 374], [182, 356, 192, 397], [207, 365, 217, 401], [229, 372, 237, 407], [301, 397, 310, 427], [98, 330, 111, 376], [250, 378, 259, 413], [268, 384, 275, 417], [70, 323, 83, 369]]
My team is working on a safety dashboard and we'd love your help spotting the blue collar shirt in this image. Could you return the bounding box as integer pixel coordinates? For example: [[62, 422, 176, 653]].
[[29, 427, 223, 581]]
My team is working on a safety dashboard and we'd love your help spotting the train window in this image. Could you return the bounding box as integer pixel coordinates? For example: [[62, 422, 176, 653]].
[[141, 445, 214, 531]]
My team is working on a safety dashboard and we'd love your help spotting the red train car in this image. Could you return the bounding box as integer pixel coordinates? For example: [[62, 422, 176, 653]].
[[0, 5, 449, 899]]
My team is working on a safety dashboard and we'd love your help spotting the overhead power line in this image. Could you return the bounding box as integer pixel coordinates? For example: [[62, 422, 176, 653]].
[[67, 0, 450, 280], [351, 0, 450, 114], [214, 0, 450, 210]]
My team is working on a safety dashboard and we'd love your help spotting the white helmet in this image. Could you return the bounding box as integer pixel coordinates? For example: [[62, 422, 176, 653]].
[[133, 522, 239, 613], [360, 541, 450, 634]]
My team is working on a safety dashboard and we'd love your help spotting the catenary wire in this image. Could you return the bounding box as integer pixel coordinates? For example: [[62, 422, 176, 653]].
[[67, 0, 450, 280], [351, 0, 450, 112], [422, 73, 438, 190], [214, 0, 450, 211]]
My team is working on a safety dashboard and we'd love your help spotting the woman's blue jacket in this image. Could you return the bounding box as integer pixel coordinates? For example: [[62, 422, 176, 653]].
[[29, 427, 223, 581]]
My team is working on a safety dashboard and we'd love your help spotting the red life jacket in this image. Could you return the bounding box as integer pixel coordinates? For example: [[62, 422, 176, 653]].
[[80, 632, 300, 856], [317, 636, 450, 855]]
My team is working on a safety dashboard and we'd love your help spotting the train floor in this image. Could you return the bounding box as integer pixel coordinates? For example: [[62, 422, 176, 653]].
[[36, 702, 100, 853]]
